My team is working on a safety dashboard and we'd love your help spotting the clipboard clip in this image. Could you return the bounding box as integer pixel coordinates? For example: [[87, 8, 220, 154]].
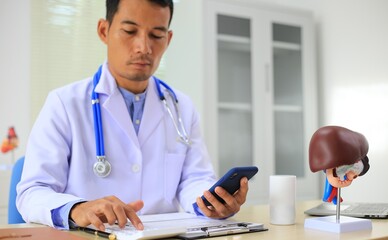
[[199, 223, 251, 237]]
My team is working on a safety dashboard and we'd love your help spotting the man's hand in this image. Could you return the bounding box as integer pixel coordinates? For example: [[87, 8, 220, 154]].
[[70, 196, 144, 231], [196, 177, 248, 219]]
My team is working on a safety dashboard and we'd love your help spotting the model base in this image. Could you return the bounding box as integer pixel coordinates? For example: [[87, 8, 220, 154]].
[[304, 215, 372, 233]]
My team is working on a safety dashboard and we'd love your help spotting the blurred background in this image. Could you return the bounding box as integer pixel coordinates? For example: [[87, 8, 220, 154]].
[[1, 0, 388, 224]]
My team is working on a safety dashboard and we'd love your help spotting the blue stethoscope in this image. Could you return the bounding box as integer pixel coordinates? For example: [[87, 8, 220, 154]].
[[91, 65, 191, 177]]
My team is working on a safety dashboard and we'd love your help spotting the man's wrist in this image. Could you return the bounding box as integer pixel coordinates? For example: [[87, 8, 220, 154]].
[[69, 201, 86, 223]]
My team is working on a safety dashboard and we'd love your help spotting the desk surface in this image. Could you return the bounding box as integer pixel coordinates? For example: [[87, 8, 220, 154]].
[[1, 201, 387, 240], [230, 200, 388, 240]]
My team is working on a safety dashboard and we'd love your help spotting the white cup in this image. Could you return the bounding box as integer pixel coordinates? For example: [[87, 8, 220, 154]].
[[269, 175, 296, 225]]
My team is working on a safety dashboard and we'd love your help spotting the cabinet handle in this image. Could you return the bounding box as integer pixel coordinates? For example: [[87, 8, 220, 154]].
[[265, 63, 270, 92]]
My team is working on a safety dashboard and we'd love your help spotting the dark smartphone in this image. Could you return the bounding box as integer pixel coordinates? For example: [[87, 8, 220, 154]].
[[202, 166, 259, 206]]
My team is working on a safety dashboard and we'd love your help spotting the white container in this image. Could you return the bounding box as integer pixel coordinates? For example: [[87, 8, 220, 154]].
[[269, 175, 296, 225]]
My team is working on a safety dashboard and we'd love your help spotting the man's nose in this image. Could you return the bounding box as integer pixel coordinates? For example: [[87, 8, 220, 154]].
[[134, 35, 152, 55]]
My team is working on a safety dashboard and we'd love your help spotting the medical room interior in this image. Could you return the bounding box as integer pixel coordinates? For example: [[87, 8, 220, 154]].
[[1, 0, 388, 225]]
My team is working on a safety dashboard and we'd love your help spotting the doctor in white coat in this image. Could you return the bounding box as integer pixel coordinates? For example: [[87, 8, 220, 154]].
[[16, 0, 249, 232]]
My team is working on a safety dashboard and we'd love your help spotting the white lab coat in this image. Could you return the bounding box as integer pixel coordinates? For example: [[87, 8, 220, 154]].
[[16, 63, 216, 227]]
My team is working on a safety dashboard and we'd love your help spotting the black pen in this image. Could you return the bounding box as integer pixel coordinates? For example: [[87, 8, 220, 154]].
[[77, 227, 117, 240]]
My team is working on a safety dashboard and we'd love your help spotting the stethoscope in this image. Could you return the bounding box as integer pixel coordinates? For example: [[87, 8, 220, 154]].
[[91, 65, 191, 177]]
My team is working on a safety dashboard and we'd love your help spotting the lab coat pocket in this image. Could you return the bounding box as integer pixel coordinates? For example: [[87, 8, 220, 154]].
[[164, 152, 185, 203]]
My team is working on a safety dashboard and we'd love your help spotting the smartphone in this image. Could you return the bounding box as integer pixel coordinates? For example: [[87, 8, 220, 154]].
[[202, 166, 259, 206]]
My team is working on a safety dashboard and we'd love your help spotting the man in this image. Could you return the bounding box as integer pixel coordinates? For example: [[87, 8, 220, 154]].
[[17, 0, 249, 232]]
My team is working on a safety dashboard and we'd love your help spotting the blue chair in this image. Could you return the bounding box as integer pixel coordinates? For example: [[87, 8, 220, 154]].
[[8, 156, 25, 224]]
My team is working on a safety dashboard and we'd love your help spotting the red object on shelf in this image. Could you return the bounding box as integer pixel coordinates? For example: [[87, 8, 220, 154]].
[[1, 126, 19, 153]]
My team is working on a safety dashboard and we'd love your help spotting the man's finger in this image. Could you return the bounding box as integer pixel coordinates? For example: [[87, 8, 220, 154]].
[[124, 206, 144, 230], [234, 177, 248, 205], [87, 211, 105, 231], [196, 196, 214, 217], [127, 200, 144, 212], [103, 204, 119, 225], [112, 204, 129, 229]]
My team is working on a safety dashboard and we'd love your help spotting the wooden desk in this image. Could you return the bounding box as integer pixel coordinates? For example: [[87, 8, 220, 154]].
[[1, 201, 388, 239], [225, 200, 388, 240]]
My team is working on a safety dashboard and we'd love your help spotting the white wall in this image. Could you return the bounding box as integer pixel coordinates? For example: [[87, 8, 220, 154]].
[[0, 0, 30, 223], [0, 2, 30, 165], [166, 1, 205, 117], [319, 0, 388, 202]]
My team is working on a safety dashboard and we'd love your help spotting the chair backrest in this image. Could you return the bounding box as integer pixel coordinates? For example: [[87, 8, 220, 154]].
[[8, 156, 25, 224]]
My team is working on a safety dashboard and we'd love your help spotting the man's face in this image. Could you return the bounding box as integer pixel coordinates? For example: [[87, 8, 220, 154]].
[[98, 0, 172, 87]]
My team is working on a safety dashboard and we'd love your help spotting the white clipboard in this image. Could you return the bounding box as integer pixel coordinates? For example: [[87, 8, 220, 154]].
[[102, 212, 267, 240]]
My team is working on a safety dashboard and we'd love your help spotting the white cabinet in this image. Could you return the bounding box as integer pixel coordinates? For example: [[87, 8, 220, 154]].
[[167, 0, 318, 204], [203, 1, 319, 203]]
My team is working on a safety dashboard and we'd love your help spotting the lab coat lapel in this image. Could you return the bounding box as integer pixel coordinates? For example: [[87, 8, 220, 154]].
[[103, 92, 140, 147], [138, 77, 164, 147], [95, 64, 139, 147]]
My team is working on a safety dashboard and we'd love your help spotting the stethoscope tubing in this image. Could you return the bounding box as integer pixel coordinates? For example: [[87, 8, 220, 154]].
[[155, 78, 178, 102], [155, 77, 190, 145], [92, 65, 105, 157], [91, 65, 191, 177]]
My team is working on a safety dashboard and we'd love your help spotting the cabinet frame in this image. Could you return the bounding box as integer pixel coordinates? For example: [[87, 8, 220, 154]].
[[203, 0, 319, 203]]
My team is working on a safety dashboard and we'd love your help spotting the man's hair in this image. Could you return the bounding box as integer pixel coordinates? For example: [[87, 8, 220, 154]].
[[106, 0, 174, 26]]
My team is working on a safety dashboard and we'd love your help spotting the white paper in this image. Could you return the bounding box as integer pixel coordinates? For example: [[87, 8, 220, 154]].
[[101, 212, 264, 240]]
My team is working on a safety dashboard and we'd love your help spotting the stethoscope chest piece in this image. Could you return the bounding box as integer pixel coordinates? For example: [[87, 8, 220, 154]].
[[93, 156, 111, 177]]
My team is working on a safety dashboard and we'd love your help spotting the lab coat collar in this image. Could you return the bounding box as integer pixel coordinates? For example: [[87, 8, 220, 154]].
[[94, 62, 117, 96], [93, 62, 164, 148]]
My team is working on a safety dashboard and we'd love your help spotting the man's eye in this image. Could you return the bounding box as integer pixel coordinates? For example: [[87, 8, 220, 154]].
[[151, 34, 163, 39], [124, 30, 136, 35]]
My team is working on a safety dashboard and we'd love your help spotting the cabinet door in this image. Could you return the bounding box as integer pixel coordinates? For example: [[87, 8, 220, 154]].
[[204, 1, 318, 203], [205, 2, 266, 203], [265, 13, 319, 201], [273, 23, 305, 177], [217, 15, 253, 177]]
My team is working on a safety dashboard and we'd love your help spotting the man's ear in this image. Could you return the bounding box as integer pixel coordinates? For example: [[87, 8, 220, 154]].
[[167, 30, 173, 47], [97, 19, 109, 44]]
